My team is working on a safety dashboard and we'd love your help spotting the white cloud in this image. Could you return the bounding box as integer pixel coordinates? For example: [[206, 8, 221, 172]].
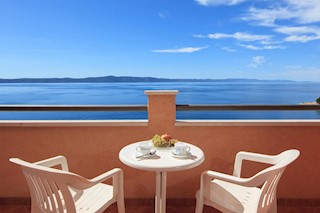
[[275, 26, 319, 35], [284, 34, 320, 43], [240, 44, 261, 50], [239, 44, 286, 50], [207, 33, 231, 39], [243, 6, 294, 27], [233, 32, 272, 41], [241, 1, 320, 43], [248, 56, 266, 67], [195, 32, 287, 51], [284, 65, 302, 70], [195, 32, 272, 42], [274, 26, 320, 42], [287, 0, 320, 24], [159, 10, 170, 19], [221, 47, 236, 52], [192, 34, 206, 38], [195, 0, 248, 6], [152, 46, 209, 53], [195, 0, 320, 50], [243, 0, 320, 26]]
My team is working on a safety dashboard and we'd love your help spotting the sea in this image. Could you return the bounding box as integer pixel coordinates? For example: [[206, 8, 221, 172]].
[[0, 81, 319, 120]]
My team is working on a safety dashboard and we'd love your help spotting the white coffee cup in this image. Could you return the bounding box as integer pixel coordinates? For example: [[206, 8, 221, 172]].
[[174, 142, 190, 155], [136, 142, 152, 154]]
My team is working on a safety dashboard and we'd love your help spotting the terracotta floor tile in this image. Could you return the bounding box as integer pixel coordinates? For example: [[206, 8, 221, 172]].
[[1, 203, 319, 213], [278, 206, 315, 213], [0, 205, 30, 213]]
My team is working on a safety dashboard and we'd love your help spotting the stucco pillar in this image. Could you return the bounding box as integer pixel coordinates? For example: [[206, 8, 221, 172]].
[[144, 90, 179, 132]]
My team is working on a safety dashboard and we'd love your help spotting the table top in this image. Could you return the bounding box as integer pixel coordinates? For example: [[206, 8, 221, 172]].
[[119, 140, 205, 172]]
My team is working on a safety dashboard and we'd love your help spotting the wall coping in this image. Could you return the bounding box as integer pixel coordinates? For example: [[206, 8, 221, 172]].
[[144, 90, 179, 95], [0, 119, 319, 127], [176, 119, 320, 126], [0, 120, 148, 127]]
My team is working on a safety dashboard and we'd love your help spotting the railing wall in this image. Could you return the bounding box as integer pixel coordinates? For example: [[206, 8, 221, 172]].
[[1, 90, 320, 199]]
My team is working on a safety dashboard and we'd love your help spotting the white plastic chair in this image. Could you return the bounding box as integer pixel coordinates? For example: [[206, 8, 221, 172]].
[[10, 156, 125, 213], [195, 149, 300, 213]]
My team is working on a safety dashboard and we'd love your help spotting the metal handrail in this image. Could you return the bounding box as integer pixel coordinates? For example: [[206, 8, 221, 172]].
[[0, 105, 147, 111], [176, 104, 320, 111], [0, 104, 319, 111]]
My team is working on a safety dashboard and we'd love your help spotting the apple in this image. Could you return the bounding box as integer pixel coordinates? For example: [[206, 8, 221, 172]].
[[161, 133, 172, 141]]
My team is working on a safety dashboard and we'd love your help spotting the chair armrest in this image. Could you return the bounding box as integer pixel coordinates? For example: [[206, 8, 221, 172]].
[[89, 168, 123, 184], [197, 170, 257, 201], [203, 170, 250, 186], [233, 151, 277, 177], [202, 170, 266, 188], [34, 155, 69, 171]]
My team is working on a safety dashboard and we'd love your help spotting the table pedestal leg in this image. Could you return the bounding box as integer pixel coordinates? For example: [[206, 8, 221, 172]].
[[155, 171, 167, 213]]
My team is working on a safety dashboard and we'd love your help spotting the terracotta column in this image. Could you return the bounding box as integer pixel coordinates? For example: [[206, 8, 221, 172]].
[[144, 90, 179, 132]]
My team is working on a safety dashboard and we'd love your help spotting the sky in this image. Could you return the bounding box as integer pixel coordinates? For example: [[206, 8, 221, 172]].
[[0, 0, 320, 81]]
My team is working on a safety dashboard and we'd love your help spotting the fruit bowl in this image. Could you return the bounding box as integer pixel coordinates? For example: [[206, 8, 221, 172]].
[[152, 134, 178, 147]]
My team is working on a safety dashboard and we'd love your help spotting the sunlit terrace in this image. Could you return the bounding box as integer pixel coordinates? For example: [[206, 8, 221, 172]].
[[1, 90, 320, 212]]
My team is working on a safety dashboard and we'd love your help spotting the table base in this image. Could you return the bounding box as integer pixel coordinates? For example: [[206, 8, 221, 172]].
[[155, 171, 167, 213]]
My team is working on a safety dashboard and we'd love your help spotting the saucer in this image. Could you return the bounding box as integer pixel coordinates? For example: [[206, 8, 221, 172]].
[[171, 150, 191, 158]]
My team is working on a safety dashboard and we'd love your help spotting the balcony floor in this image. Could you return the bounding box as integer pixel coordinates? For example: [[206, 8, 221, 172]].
[[1, 203, 319, 213]]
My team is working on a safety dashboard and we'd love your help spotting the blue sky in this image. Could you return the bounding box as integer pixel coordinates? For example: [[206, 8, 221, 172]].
[[0, 0, 320, 81]]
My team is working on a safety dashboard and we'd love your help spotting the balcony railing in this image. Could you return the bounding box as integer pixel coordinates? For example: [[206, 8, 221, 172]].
[[1, 90, 319, 203], [0, 105, 147, 111], [176, 104, 320, 111], [0, 104, 319, 112]]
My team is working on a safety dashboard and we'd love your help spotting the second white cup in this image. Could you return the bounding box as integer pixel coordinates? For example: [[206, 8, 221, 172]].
[[174, 142, 190, 155], [136, 142, 152, 154]]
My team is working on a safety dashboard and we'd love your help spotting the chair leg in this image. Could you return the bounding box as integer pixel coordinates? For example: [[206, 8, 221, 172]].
[[269, 199, 277, 213], [117, 198, 125, 213], [115, 169, 125, 213], [116, 187, 125, 213], [195, 190, 204, 213]]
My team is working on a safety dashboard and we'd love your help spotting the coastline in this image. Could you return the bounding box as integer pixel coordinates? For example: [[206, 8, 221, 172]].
[[301, 102, 318, 105]]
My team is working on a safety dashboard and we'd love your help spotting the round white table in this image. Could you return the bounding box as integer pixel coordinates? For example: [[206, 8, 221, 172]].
[[119, 140, 205, 213]]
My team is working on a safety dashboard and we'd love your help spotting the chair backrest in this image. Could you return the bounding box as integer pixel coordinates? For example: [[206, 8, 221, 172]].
[[253, 150, 300, 213], [10, 158, 90, 213]]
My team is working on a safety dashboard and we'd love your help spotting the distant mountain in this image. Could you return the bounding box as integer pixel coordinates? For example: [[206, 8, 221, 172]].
[[0, 75, 294, 83]]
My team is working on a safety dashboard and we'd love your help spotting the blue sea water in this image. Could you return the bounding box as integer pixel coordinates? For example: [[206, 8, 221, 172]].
[[0, 81, 319, 120]]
